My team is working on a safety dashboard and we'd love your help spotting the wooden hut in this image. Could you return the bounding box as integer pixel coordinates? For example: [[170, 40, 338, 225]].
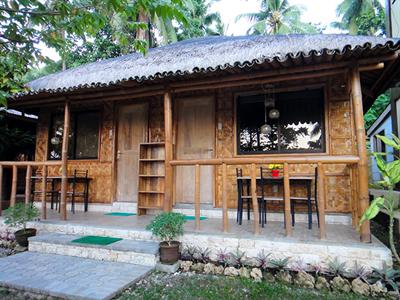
[[2, 34, 400, 243]]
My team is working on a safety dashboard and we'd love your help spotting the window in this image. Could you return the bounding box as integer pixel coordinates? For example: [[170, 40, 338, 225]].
[[237, 89, 325, 154], [48, 111, 100, 160]]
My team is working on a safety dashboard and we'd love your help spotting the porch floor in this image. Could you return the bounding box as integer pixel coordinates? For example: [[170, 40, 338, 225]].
[[36, 209, 377, 247], [1, 209, 391, 269]]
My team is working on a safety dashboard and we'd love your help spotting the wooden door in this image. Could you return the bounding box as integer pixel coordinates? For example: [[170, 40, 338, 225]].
[[175, 96, 215, 204], [116, 103, 148, 202]]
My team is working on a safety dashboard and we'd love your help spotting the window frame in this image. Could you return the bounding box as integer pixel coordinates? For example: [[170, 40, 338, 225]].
[[234, 87, 327, 156], [47, 110, 101, 161]]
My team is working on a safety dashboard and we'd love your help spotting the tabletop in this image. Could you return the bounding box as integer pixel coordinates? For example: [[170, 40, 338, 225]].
[[237, 176, 313, 180]]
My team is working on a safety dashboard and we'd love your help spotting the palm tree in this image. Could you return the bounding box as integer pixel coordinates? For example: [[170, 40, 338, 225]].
[[236, 0, 319, 35], [332, 0, 378, 34], [177, 0, 225, 40]]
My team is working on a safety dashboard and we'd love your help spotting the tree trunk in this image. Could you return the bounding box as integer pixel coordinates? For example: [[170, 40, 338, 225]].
[[136, 9, 149, 42]]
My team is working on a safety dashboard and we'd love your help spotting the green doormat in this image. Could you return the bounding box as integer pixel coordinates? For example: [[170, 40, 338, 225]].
[[104, 212, 136, 216], [71, 236, 122, 245], [184, 215, 207, 221]]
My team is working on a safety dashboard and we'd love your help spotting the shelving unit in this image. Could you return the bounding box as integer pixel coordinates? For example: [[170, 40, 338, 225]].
[[137, 142, 165, 215]]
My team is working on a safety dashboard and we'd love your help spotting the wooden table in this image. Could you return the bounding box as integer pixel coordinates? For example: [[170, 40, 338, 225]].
[[236, 176, 316, 228], [31, 176, 92, 212]]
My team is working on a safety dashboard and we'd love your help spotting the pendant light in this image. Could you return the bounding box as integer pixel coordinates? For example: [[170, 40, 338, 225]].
[[260, 98, 272, 135]]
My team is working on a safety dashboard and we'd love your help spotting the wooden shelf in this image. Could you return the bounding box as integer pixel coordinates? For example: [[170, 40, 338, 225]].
[[138, 190, 165, 194], [138, 205, 163, 209], [138, 142, 166, 215], [139, 158, 165, 162], [140, 142, 165, 146]]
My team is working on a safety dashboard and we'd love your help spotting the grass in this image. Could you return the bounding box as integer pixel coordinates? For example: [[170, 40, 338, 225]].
[[116, 272, 371, 300]]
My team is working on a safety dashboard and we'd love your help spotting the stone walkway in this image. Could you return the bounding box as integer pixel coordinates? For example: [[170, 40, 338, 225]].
[[0, 252, 153, 300]]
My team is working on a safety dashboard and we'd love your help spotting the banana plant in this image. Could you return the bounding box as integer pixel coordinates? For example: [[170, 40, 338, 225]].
[[360, 134, 400, 262]]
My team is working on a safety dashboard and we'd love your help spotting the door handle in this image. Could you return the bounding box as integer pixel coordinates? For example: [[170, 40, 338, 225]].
[[117, 150, 121, 160]]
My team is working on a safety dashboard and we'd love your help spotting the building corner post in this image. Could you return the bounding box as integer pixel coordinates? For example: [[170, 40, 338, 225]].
[[350, 65, 371, 243], [164, 91, 173, 212]]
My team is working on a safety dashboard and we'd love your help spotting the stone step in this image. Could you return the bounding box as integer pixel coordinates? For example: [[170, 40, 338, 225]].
[[29, 232, 159, 266]]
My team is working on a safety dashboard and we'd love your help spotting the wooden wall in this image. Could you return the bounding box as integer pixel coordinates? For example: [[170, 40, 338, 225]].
[[35, 102, 115, 203], [34, 73, 356, 213], [214, 75, 355, 213]]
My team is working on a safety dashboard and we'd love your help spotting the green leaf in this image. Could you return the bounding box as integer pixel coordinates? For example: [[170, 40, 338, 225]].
[[376, 135, 400, 150], [359, 196, 385, 228]]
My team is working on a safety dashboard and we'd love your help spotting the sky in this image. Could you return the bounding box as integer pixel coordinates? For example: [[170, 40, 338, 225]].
[[42, 0, 385, 61], [210, 0, 343, 35]]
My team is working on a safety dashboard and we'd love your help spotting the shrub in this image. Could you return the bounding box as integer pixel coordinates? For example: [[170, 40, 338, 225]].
[[146, 212, 186, 245], [3, 203, 39, 232], [369, 263, 400, 291], [327, 257, 347, 277]]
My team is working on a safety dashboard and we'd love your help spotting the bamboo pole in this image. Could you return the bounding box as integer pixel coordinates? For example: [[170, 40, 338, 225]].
[[25, 165, 32, 204], [60, 100, 70, 221], [317, 163, 326, 240], [170, 155, 359, 166], [283, 163, 292, 237], [195, 164, 200, 230], [222, 163, 229, 233], [0, 161, 61, 167], [164, 91, 173, 212], [10, 165, 17, 207], [0, 165, 3, 216], [350, 66, 371, 243], [41, 165, 47, 219], [251, 163, 260, 235]]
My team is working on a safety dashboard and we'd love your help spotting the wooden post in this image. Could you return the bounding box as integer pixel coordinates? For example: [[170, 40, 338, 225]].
[[317, 163, 326, 240], [0, 165, 3, 216], [10, 165, 17, 207], [25, 165, 32, 204], [350, 66, 371, 243], [164, 91, 173, 212], [41, 165, 47, 219], [195, 164, 200, 230], [60, 100, 70, 221], [283, 163, 292, 236], [251, 163, 260, 235], [222, 163, 229, 233]]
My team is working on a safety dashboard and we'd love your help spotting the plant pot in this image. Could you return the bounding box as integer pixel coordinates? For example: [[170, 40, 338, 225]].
[[14, 228, 37, 247], [272, 169, 280, 177], [159, 241, 180, 264]]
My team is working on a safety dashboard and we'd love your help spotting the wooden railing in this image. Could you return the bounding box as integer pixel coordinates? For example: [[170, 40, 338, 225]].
[[170, 155, 360, 239], [0, 161, 62, 218]]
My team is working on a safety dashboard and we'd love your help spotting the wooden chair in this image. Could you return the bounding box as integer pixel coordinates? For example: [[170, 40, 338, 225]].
[[57, 170, 89, 214], [31, 168, 58, 206], [68, 170, 89, 214], [259, 167, 288, 227], [290, 167, 320, 229], [236, 168, 262, 225]]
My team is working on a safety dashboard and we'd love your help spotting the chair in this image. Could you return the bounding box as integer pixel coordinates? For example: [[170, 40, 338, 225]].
[[236, 168, 262, 225], [290, 167, 320, 229], [31, 168, 58, 206], [259, 167, 287, 227], [58, 170, 89, 214]]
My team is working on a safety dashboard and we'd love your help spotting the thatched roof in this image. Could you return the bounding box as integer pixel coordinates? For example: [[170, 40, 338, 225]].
[[21, 34, 400, 96]]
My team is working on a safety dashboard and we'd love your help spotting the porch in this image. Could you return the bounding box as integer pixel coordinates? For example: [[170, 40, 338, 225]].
[[0, 209, 390, 269]]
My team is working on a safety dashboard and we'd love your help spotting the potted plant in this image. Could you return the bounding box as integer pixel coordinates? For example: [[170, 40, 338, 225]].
[[269, 164, 283, 177], [146, 212, 186, 264], [3, 203, 40, 247]]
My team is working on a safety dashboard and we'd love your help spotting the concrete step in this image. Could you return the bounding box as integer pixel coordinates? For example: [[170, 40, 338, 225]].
[[29, 232, 159, 266]]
